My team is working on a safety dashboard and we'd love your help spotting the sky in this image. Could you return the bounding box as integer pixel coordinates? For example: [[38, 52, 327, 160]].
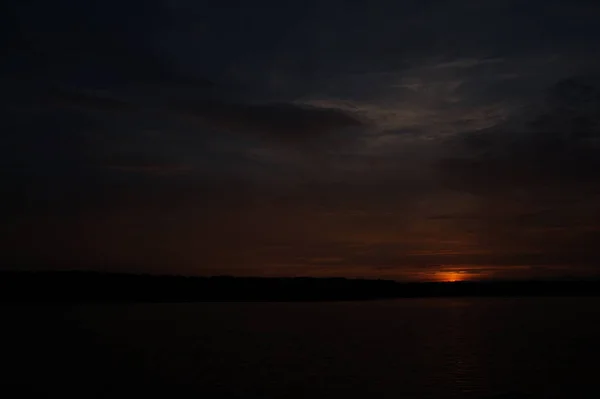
[[3, 0, 600, 281]]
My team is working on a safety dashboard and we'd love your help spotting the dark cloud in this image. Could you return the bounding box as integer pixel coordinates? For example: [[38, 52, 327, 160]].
[[43, 87, 137, 113], [434, 75, 600, 271], [101, 154, 193, 176], [439, 75, 600, 193], [39, 86, 367, 145], [170, 100, 367, 143]]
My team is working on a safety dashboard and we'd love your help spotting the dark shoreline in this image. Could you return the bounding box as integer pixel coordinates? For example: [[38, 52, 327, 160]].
[[2, 271, 600, 302]]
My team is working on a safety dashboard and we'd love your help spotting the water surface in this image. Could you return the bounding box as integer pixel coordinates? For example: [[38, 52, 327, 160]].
[[3, 298, 599, 398]]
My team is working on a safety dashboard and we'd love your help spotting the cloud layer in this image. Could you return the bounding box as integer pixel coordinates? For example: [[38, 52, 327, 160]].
[[4, 0, 600, 279]]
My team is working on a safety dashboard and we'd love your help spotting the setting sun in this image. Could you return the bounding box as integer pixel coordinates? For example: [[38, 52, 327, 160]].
[[435, 271, 466, 282]]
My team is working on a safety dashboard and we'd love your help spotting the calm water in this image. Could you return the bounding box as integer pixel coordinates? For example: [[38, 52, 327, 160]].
[[3, 298, 600, 398]]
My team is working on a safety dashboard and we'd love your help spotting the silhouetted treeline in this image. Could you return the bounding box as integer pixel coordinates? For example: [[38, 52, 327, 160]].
[[1, 271, 600, 302]]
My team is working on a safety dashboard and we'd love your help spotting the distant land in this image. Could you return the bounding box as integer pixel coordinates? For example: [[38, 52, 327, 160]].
[[2, 271, 600, 302]]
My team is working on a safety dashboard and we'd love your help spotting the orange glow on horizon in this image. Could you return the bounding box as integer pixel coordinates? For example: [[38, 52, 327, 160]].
[[435, 271, 467, 282]]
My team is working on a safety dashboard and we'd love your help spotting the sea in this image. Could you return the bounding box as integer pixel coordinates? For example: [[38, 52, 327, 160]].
[[2, 297, 600, 398]]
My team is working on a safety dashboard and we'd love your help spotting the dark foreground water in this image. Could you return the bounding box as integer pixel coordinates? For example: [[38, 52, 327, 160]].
[[2, 298, 600, 398]]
